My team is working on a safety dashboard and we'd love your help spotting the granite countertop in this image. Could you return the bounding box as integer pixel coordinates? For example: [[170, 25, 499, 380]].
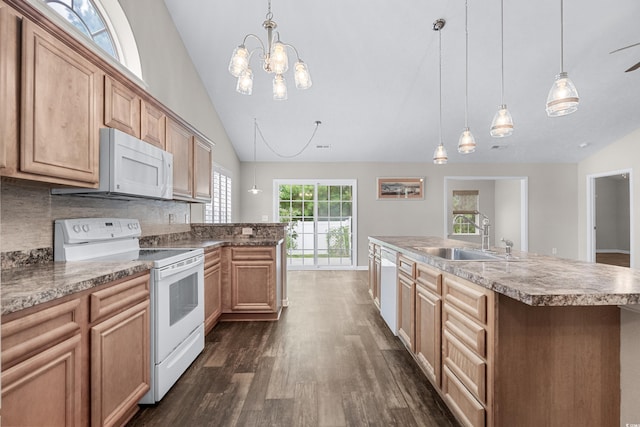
[[1, 261, 152, 315], [369, 236, 640, 307], [1, 237, 284, 316]]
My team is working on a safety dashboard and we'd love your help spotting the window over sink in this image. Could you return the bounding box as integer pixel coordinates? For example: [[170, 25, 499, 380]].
[[452, 190, 480, 235]]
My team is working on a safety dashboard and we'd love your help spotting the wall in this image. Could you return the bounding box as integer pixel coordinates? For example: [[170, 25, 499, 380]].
[[240, 161, 578, 266], [577, 128, 640, 426], [494, 179, 522, 251], [116, 0, 241, 221]]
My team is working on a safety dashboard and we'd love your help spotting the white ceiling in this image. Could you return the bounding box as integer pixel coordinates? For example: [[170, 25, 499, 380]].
[[163, 0, 640, 164]]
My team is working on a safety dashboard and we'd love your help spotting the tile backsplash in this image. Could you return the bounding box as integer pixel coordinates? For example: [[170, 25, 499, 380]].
[[1, 179, 191, 253]]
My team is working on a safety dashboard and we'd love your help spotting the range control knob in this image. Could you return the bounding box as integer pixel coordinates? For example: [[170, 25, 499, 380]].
[[72, 225, 81, 233], [82, 224, 90, 232], [128, 223, 134, 230]]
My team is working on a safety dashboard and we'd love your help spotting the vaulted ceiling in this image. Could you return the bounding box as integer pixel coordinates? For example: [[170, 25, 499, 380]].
[[163, 0, 640, 163]]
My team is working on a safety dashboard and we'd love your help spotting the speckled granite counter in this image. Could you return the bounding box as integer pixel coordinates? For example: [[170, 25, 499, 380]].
[[369, 236, 640, 307], [140, 238, 284, 250], [1, 261, 151, 315]]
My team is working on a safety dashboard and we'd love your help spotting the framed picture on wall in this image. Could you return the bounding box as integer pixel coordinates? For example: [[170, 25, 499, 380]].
[[377, 177, 425, 200]]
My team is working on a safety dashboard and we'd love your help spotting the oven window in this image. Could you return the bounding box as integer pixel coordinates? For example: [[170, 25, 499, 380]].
[[169, 273, 198, 326]]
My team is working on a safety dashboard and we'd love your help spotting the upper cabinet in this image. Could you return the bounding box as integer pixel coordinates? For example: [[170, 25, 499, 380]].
[[0, 1, 213, 191], [104, 75, 141, 138], [20, 20, 102, 186], [166, 118, 213, 203]]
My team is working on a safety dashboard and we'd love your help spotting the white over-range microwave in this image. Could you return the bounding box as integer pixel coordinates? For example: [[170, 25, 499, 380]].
[[52, 128, 173, 200]]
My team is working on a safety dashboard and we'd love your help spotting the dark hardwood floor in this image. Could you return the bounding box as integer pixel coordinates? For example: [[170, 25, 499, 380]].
[[127, 270, 458, 427], [596, 252, 630, 268]]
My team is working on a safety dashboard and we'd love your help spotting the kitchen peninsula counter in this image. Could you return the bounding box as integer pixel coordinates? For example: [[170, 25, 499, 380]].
[[370, 235, 640, 307]]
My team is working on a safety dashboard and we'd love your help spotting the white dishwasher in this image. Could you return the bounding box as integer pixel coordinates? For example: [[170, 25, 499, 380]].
[[379, 247, 398, 335]]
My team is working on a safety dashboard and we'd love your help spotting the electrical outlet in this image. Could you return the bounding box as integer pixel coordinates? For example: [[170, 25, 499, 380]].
[[169, 214, 176, 224], [184, 213, 190, 223], [262, 215, 269, 222], [242, 227, 253, 235], [552, 247, 557, 255]]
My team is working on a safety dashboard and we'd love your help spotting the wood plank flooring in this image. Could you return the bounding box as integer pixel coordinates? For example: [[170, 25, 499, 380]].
[[127, 270, 458, 427], [596, 252, 630, 268]]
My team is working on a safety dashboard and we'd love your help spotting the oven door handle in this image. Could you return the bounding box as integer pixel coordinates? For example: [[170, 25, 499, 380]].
[[157, 255, 203, 280]]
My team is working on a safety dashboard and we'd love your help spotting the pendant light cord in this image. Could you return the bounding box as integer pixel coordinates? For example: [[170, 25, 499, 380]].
[[500, 0, 505, 105], [438, 27, 443, 145], [560, 0, 564, 72], [464, 0, 469, 127], [256, 120, 321, 159], [253, 119, 258, 185]]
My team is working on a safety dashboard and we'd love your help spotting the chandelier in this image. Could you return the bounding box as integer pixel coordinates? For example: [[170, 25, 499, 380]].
[[228, 0, 312, 100]]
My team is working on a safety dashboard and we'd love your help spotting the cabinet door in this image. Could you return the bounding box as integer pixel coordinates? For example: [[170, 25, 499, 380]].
[[368, 249, 376, 300], [193, 136, 213, 202], [397, 272, 415, 351], [104, 75, 140, 138], [141, 100, 166, 149], [166, 118, 193, 199], [2, 334, 82, 427], [0, 4, 19, 172], [415, 282, 442, 387], [21, 20, 101, 185], [230, 260, 276, 312], [91, 300, 150, 427], [204, 249, 222, 334]]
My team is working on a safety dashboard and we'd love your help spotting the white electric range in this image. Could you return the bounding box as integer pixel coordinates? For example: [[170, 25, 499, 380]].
[[54, 218, 205, 404]]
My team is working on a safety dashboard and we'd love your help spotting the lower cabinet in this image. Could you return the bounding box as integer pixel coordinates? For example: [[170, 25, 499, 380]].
[[397, 265, 415, 352], [204, 247, 222, 334], [1, 272, 151, 427], [414, 263, 442, 388]]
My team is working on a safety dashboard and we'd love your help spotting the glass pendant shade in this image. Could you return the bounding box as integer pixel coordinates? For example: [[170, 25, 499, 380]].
[[490, 105, 514, 137], [248, 184, 262, 194], [546, 72, 579, 117], [273, 74, 288, 100], [458, 128, 476, 154], [236, 69, 254, 95], [294, 61, 312, 90], [270, 42, 289, 74], [433, 143, 448, 164], [228, 45, 249, 77]]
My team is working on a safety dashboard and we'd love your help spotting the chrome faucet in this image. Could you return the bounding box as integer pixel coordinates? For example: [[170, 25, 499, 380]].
[[501, 237, 514, 257], [452, 211, 491, 251]]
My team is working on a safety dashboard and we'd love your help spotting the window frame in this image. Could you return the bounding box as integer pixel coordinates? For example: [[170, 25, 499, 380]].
[[205, 165, 232, 224], [452, 190, 480, 235]]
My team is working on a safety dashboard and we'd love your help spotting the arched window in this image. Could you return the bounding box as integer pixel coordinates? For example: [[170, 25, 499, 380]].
[[41, 0, 143, 79], [44, 0, 118, 59]]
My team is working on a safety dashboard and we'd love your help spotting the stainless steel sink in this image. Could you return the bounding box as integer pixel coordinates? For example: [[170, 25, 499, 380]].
[[415, 247, 503, 261]]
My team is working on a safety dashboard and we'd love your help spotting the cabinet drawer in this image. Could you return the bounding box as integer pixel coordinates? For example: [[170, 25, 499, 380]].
[[231, 247, 275, 261], [443, 303, 486, 357], [443, 365, 486, 427], [2, 299, 82, 368], [90, 273, 150, 323], [443, 329, 487, 403], [205, 247, 222, 268], [398, 255, 415, 278], [416, 263, 441, 294], [444, 276, 489, 325]]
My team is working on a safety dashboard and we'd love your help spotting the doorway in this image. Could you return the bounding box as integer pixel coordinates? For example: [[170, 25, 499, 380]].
[[587, 170, 633, 267], [274, 179, 357, 269]]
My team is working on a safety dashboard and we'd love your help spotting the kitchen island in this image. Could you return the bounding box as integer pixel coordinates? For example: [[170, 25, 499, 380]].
[[369, 235, 639, 427]]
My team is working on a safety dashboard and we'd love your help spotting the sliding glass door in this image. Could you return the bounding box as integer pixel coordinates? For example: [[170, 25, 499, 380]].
[[275, 180, 357, 269]]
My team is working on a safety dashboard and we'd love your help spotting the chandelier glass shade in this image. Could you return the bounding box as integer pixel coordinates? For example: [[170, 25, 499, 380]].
[[546, 0, 579, 117], [228, 1, 312, 100]]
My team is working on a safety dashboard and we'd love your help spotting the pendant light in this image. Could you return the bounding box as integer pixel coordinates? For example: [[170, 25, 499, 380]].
[[248, 119, 262, 195], [490, 0, 514, 137], [433, 19, 448, 165], [457, 0, 476, 154], [546, 0, 579, 117]]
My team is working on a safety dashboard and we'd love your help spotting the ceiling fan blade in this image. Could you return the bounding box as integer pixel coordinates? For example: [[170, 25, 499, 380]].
[[610, 42, 640, 54], [625, 61, 640, 72]]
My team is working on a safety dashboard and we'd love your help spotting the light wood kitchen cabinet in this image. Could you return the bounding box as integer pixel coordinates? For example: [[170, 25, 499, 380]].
[[1, 299, 83, 427], [204, 247, 222, 334], [229, 247, 277, 312], [414, 263, 442, 388], [368, 243, 376, 300], [1, 272, 151, 427], [0, 3, 19, 172], [396, 255, 415, 352], [19, 19, 101, 186], [103, 75, 140, 138], [141, 100, 166, 149], [89, 274, 150, 427], [367, 243, 381, 308], [194, 136, 213, 202]]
